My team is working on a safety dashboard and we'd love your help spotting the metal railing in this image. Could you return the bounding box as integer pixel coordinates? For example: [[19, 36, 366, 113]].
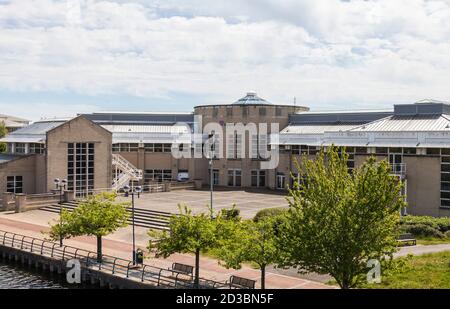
[[0, 230, 226, 289], [391, 163, 406, 177]]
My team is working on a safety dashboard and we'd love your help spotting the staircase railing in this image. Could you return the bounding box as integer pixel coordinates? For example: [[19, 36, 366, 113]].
[[112, 154, 143, 190]]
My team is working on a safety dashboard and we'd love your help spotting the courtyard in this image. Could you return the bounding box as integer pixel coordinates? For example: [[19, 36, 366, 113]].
[[115, 187, 290, 219]]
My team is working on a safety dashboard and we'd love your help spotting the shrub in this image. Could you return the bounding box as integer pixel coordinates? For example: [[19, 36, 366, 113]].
[[400, 215, 450, 233], [401, 223, 445, 238], [254, 207, 288, 222], [220, 207, 240, 221], [445, 230, 450, 239]]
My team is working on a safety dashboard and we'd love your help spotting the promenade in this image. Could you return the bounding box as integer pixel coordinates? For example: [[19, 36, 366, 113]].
[[0, 211, 332, 289]]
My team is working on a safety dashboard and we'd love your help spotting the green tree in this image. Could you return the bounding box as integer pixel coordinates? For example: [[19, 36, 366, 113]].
[[278, 146, 405, 289], [216, 217, 282, 289], [148, 205, 217, 287], [49, 192, 129, 262], [0, 121, 7, 153]]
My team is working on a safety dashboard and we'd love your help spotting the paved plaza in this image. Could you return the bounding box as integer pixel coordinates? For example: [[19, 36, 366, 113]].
[[116, 188, 290, 219]]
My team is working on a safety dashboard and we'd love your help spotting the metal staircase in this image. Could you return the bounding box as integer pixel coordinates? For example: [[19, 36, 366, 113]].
[[112, 154, 143, 190]]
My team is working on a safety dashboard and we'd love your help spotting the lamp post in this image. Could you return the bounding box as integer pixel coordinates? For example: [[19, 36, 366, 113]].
[[208, 133, 215, 219], [122, 184, 142, 265], [54, 178, 67, 247]]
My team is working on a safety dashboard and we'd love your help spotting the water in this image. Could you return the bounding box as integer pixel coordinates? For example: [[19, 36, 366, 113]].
[[0, 261, 71, 289]]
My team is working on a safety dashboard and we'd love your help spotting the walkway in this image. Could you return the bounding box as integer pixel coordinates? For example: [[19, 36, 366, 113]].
[[0, 214, 331, 289]]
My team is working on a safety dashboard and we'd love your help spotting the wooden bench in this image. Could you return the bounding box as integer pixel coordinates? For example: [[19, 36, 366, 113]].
[[169, 262, 194, 281], [397, 233, 416, 246], [227, 275, 256, 289]]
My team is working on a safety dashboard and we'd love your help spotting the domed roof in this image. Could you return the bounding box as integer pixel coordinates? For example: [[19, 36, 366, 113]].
[[232, 92, 271, 105]]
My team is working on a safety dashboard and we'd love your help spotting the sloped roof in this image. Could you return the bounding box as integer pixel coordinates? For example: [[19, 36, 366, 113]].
[[349, 114, 450, 132]]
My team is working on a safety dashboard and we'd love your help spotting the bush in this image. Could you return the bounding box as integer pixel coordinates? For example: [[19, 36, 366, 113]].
[[401, 223, 445, 238], [220, 207, 240, 221], [445, 230, 450, 239], [254, 207, 288, 222], [401, 215, 450, 233]]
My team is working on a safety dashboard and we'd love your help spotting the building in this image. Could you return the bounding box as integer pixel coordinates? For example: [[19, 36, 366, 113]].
[[0, 114, 30, 133], [1, 92, 450, 217]]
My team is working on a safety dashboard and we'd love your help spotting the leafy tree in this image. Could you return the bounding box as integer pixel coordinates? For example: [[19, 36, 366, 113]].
[[216, 217, 282, 289], [49, 192, 129, 262], [277, 146, 405, 289], [0, 121, 7, 153], [148, 205, 217, 287]]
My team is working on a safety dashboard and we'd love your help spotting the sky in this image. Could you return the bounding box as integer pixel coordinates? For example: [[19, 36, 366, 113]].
[[1, 0, 450, 121]]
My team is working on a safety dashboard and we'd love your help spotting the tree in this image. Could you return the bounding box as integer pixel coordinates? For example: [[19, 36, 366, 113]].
[[148, 205, 217, 287], [216, 217, 281, 289], [49, 192, 129, 262], [0, 121, 7, 153], [277, 146, 405, 289]]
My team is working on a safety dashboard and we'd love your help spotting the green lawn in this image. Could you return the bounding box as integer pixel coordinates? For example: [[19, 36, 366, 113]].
[[361, 251, 450, 289], [416, 237, 450, 245]]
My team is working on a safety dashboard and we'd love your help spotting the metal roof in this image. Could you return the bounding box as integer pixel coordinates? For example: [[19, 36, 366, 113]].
[[232, 92, 272, 105], [0, 120, 66, 143], [350, 115, 450, 132], [83, 112, 194, 125], [280, 123, 362, 135], [102, 125, 191, 134], [288, 111, 393, 125]]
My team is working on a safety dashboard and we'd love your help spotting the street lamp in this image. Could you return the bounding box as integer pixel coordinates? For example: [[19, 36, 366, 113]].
[[123, 184, 142, 265], [208, 133, 215, 219], [54, 178, 67, 247]]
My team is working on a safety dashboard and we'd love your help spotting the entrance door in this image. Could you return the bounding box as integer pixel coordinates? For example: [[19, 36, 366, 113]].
[[389, 151, 403, 174], [227, 169, 242, 187]]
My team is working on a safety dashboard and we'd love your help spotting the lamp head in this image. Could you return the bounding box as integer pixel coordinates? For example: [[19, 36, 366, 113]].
[[135, 186, 142, 193], [123, 185, 130, 193]]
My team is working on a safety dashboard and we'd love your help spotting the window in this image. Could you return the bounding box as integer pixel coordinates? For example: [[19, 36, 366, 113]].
[[276, 172, 286, 189], [427, 148, 440, 155], [6, 143, 13, 153], [144, 169, 172, 182], [6, 176, 22, 193], [259, 107, 266, 116], [375, 147, 388, 154], [154, 144, 163, 152], [356, 147, 367, 155], [291, 145, 318, 156], [242, 106, 248, 117], [227, 133, 242, 159], [29, 143, 44, 154], [67, 143, 94, 196], [275, 107, 282, 116], [209, 169, 219, 185], [226, 107, 233, 117], [212, 107, 219, 117], [403, 148, 416, 155], [251, 170, 266, 187], [144, 144, 154, 152], [112, 143, 138, 152], [228, 169, 241, 187], [441, 151, 450, 208], [14, 143, 25, 154], [163, 144, 172, 152]]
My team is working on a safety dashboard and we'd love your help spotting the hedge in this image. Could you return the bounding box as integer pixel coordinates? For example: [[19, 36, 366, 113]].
[[253, 208, 288, 222], [400, 215, 450, 238]]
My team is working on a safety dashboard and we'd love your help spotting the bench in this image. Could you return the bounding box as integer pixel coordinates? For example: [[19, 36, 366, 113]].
[[169, 263, 194, 281], [397, 233, 416, 246], [227, 275, 256, 289]]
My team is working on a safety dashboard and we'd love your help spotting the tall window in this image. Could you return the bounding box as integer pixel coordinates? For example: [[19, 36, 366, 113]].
[[251, 170, 266, 187], [7, 176, 22, 193], [67, 143, 94, 195], [441, 148, 450, 208], [227, 133, 242, 159], [228, 169, 241, 187]]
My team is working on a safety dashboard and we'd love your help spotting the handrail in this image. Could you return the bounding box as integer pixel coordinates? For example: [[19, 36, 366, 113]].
[[0, 229, 226, 289]]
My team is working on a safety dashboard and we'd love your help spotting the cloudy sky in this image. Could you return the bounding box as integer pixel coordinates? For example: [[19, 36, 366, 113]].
[[1, 0, 450, 120]]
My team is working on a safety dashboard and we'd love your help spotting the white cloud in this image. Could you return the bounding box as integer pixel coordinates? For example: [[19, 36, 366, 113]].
[[1, 0, 450, 113]]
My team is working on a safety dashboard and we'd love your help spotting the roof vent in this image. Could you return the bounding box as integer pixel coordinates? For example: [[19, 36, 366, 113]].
[[232, 92, 271, 105]]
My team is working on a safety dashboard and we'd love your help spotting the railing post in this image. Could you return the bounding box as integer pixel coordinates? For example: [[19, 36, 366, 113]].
[[141, 265, 147, 282], [11, 233, 16, 247], [30, 239, 35, 253], [20, 235, 26, 249], [51, 243, 57, 257], [112, 258, 118, 274]]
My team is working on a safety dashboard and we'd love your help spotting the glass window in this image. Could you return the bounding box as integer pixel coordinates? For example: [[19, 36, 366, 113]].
[[163, 144, 172, 152], [375, 147, 388, 154], [29, 143, 44, 154], [154, 144, 163, 152], [212, 107, 219, 117], [355, 147, 367, 154], [442, 148, 450, 155], [403, 148, 416, 155], [144, 144, 154, 152], [427, 148, 440, 155], [226, 107, 233, 117], [14, 143, 25, 154], [275, 107, 282, 116], [6, 176, 23, 193], [68, 143, 94, 196], [259, 107, 266, 116]]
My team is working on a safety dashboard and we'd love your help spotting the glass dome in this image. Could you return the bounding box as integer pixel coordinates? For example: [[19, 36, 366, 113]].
[[232, 92, 271, 105]]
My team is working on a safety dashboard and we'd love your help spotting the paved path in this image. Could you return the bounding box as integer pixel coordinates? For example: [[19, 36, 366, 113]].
[[0, 214, 331, 289], [395, 244, 450, 257]]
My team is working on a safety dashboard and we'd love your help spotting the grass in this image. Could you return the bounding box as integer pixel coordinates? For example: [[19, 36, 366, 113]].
[[361, 251, 450, 289], [416, 237, 450, 245]]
